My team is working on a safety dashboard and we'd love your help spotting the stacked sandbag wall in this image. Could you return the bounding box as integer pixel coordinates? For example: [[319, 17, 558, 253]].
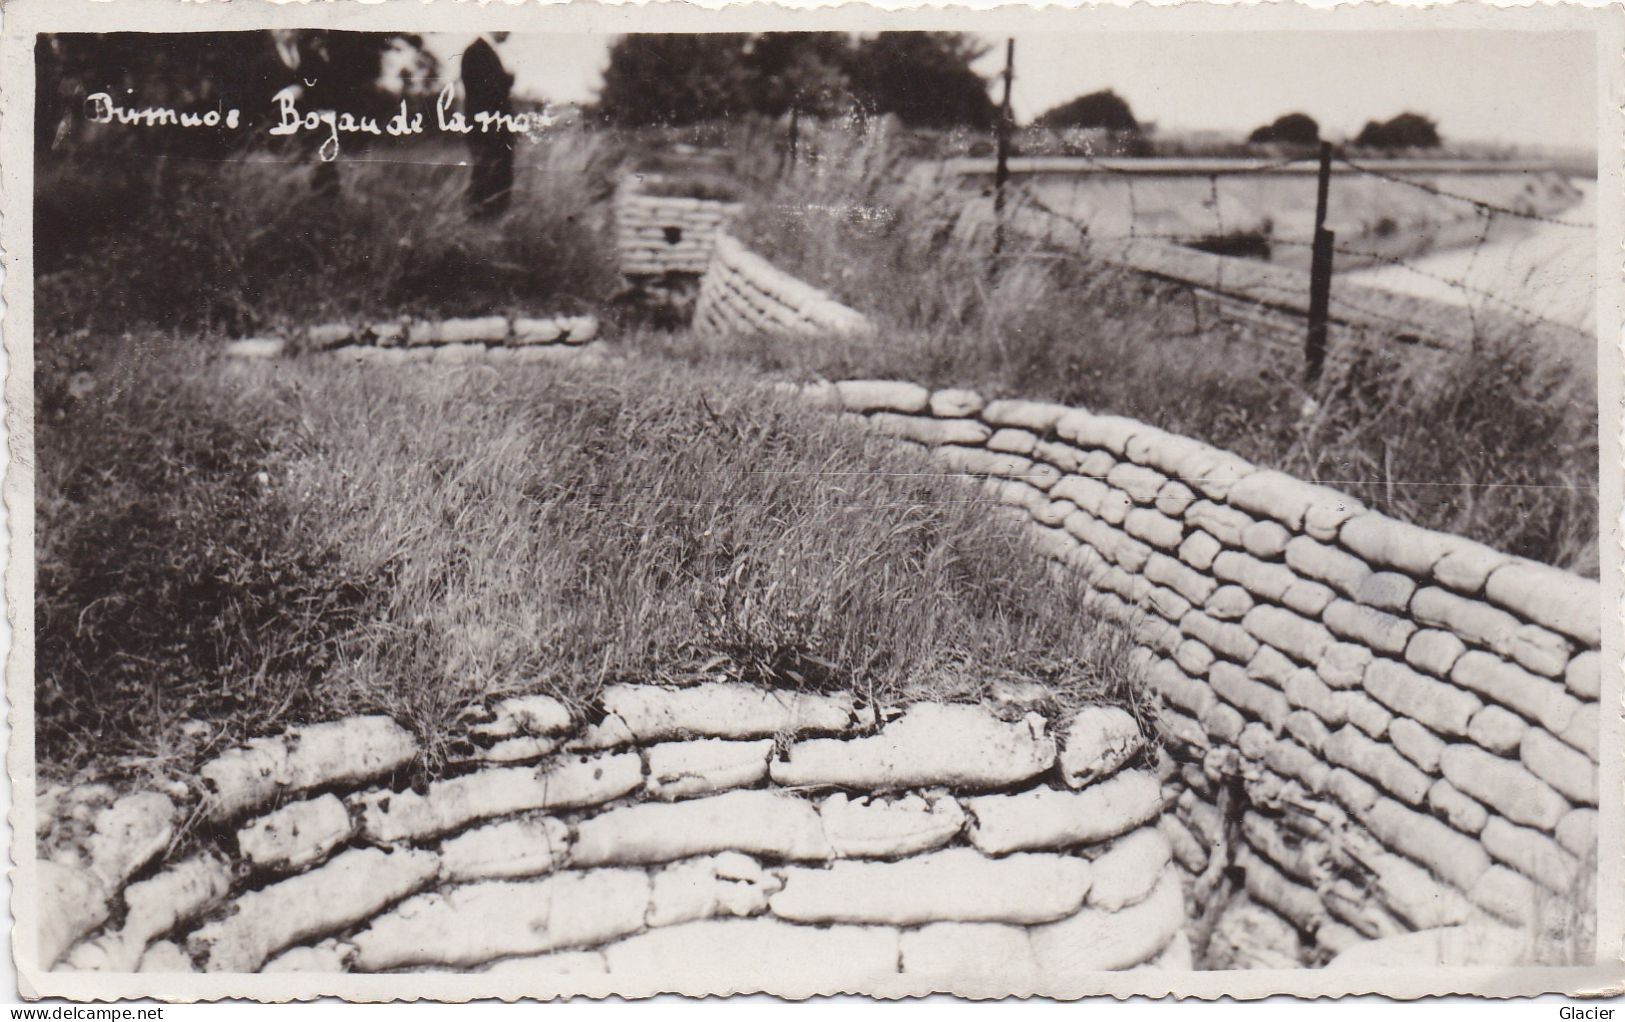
[[38, 686, 1186, 989], [221, 314, 606, 365], [615, 187, 741, 277], [693, 235, 873, 338], [785, 378, 1604, 965]]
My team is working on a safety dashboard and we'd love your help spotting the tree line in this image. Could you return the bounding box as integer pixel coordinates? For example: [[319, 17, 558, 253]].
[[36, 30, 1447, 156], [595, 33, 1000, 129], [1247, 110, 1441, 150], [595, 35, 1444, 151]]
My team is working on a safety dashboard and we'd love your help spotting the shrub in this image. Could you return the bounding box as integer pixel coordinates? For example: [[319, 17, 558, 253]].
[[1035, 90, 1140, 133], [1248, 112, 1320, 147], [1355, 112, 1441, 150]]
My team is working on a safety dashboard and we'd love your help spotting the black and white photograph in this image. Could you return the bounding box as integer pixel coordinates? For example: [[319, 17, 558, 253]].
[[4, 0, 1620, 1003]]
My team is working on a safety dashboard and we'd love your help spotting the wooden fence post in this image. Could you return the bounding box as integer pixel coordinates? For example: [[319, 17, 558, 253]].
[[992, 38, 1015, 266], [1306, 141, 1335, 382]]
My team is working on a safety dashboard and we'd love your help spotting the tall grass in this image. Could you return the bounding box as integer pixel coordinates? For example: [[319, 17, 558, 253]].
[[657, 120, 1598, 573], [36, 338, 380, 780], [35, 134, 622, 339], [37, 337, 1138, 783]]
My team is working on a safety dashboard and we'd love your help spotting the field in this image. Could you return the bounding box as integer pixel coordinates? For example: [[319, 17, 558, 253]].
[[34, 137, 1136, 786]]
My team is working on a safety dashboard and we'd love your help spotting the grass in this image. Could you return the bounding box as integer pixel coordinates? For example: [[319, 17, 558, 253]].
[[34, 135, 622, 340], [33, 126, 1136, 788], [36, 335, 1139, 785], [639, 119, 1599, 574]]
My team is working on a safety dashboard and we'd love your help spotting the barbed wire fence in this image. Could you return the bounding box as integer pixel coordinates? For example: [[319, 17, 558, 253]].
[[746, 79, 1593, 382], [982, 145, 1594, 378]]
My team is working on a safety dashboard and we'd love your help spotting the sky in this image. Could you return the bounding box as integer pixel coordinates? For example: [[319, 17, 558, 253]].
[[422, 30, 1596, 151]]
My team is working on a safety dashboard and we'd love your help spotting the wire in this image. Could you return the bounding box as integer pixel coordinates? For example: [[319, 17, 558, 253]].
[[1051, 151, 1319, 177], [1263, 235, 1591, 337], [1018, 193, 1590, 341], [1335, 155, 1595, 229]]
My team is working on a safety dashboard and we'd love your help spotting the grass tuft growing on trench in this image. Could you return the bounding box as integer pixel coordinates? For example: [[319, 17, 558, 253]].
[[37, 339, 1138, 783]]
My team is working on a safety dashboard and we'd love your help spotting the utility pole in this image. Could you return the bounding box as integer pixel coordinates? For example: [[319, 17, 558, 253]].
[[1305, 140, 1335, 382], [992, 37, 1015, 266]]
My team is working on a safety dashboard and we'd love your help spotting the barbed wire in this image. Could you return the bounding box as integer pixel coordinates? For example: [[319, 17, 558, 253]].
[[1334, 155, 1596, 229], [1035, 150, 1320, 178], [1010, 225, 1445, 345], [1263, 234, 1591, 337], [1013, 191, 1589, 343]]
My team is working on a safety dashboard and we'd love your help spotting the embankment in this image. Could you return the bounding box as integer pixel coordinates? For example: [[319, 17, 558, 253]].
[[939, 158, 1585, 269]]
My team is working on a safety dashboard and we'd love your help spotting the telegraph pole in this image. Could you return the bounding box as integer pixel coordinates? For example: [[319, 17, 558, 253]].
[[992, 38, 1015, 265]]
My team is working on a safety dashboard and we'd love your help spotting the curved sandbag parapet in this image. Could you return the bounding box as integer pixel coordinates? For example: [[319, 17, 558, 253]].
[[40, 688, 1184, 992], [782, 378, 1602, 967]]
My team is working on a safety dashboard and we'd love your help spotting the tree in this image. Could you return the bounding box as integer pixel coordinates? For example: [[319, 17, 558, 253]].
[[845, 33, 997, 130], [595, 33, 850, 126], [383, 34, 441, 101], [1248, 112, 1319, 146], [744, 33, 852, 119], [1034, 89, 1138, 133], [595, 32, 998, 131], [1354, 112, 1441, 150], [596, 34, 757, 126]]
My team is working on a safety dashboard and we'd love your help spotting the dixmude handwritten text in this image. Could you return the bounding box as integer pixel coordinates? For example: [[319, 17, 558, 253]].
[[83, 83, 554, 159]]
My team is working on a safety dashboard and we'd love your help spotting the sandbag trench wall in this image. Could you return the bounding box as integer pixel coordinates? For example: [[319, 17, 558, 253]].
[[221, 313, 606, 366], [784, 378, 1604, 966], [37, 687, 1191, 987], [615, 184, 742, 277], [692, 234, 874, 338]]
